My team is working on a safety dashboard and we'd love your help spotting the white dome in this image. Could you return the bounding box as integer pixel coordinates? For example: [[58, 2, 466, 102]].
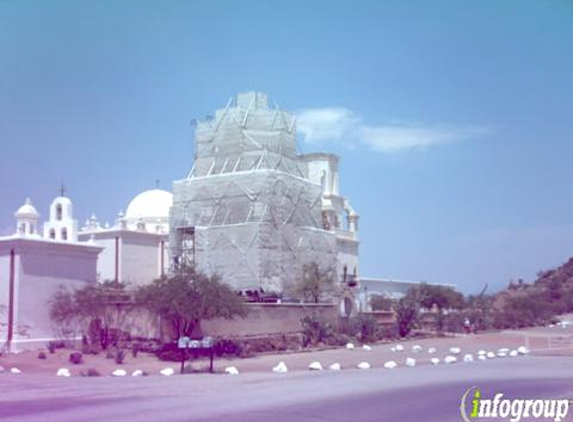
[[125, 189, 173, 221], [15, 198, 39, 217]]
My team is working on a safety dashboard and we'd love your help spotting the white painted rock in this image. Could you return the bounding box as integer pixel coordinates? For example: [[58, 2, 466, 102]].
[[357, 361, 371, 370], [444, 355, 457, 364], [362, 344, 372, 351], [449, 347, 461, 355], [112, 369, 127, 377], [486, 352, 495, 359], [430, 357, 440, 365], [463, 354, 474, 363], [412, 345, 422, 353], [497, 351, 507, 358], [131, 369, 144, 377], [346, 343, 355, 350], [406, 358, 416, 367], [427, 347, 437, 354], [308, 361, 323, 371], [517, 346, 530, 355], [395, 344, 404, 352], [509, 350, 518, 358], [56, 368, 71, 377], [478, 355, 487, 361], [273, 362, 288, 373], [498, 348, 510, 354], [160, 367, 174, 376], [225, 366, 240, 375], [10, 367, 21, 374], [329, 363, 341, 371], [384, 361, 398, 369], [478, 350, 487, 356]]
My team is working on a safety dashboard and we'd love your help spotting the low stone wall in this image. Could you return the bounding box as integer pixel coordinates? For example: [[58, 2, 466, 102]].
[[99, 302, 339, 342], [202, 303, 338, 338], [359, 311, 395, 326]]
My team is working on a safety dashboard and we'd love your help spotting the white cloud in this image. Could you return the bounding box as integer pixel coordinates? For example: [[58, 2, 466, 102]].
[[296, 108, 359, 143], [360, 123, 492, 153], [296, 107, 493, 153]]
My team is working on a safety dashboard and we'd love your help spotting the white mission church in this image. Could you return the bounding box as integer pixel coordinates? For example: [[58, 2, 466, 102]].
[[0, 92, 433, 351]]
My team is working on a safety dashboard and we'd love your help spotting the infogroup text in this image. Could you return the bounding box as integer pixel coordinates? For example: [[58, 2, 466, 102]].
[[460, 387, 570, 422]]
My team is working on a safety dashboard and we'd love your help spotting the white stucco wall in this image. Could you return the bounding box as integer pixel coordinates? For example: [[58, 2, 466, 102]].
[[121, 232, 163, 285], [78, 230, 167, 285], [0, 238, 102, 350]]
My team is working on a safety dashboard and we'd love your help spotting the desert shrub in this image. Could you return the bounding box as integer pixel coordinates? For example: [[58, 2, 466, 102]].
[[155, 342, 187, 361], [442, 312, 465, 333], [394, 293, 421, 338], [81, 344, 100, 355], [300, 315, 335, 346], [327, 332, 356, 346], [378, 324, 399, 341], [213, 339, 244, 358], [69, 351, 83, 365], [349, 314, 379, 343], [47, 341, 60, 354], [37, 351, 47, 360], [80, 368, 100, 377], [115, 349, 126, 365], [494, 291, 558, 329]]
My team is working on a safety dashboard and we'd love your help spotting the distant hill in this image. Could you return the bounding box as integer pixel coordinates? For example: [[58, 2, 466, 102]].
[[492, 257, 573, 327]]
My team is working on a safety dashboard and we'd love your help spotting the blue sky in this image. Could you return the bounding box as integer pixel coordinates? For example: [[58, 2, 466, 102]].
[[1, 0, 572, 293]]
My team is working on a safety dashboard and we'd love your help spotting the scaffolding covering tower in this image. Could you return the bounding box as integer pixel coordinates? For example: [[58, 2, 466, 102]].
[[171, 92, 359, 295]]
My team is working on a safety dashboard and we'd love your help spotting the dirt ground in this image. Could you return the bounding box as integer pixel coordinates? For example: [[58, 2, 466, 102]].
[[1, 323, 572, 377]]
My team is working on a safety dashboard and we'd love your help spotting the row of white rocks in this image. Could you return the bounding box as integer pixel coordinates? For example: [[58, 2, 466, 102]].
[[0, 345, 530, 377], [0, 366, 177, 377], [265, 345, 530, 374]]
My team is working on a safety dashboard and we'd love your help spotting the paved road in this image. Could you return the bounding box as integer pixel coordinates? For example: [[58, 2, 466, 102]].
[[1, 356, 572, 422]]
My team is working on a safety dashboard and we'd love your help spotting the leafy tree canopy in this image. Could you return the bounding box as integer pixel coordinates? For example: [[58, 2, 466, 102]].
[[136, 267, 247, 340], [291, 262, 335, 304]]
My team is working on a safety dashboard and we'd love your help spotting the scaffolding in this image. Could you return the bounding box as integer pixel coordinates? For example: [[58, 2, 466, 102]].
[[170, 92, 350, 294]]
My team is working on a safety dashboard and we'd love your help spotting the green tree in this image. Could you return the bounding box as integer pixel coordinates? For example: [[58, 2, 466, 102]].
[[393, 288, 422, 338], [416, 283, 465, 332], [370, 295, 393, 311], [136, 267, 247, 340], [465, 285, 495, 332], [49, 281, 131, 349], [293, 262, 335, 304]]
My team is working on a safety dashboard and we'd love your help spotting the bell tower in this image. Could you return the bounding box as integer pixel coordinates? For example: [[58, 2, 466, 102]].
[[43, 185, 78, 242]]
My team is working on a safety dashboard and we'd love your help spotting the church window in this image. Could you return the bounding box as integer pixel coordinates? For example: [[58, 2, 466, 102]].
[[29, 224, 35, 234], [56, 204, 63, 221], [61, 228, 68, 241], [49, 229, 55, 239], [19, 223, 25, 234]]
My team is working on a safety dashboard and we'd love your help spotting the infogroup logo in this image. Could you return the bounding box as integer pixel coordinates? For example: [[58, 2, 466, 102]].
[[460, 387, 570, 422]]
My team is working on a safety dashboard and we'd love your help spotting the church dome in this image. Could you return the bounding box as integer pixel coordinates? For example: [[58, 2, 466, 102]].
[[15, 198, 39, 217], [125, 189, 173, 222]]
